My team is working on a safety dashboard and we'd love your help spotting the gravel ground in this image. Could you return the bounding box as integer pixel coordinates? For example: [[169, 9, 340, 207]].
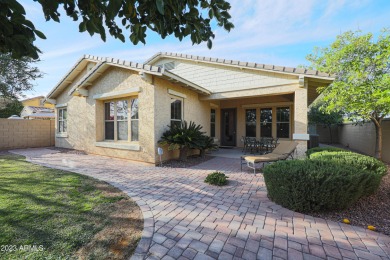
[[312, 166, 390, 236], [157, 155, 214, 168]]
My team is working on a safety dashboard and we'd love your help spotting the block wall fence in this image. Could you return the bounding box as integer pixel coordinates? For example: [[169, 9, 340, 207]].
[[315, 119, 390, 162], [0, 119, 55, 150]]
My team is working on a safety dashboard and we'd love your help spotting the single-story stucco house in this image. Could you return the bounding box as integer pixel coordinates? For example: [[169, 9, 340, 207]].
[[45, 52, 334, 164]]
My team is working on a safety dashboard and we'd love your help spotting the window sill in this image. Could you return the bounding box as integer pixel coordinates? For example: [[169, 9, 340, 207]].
[[95, 141, 140, 151], [56, 133, 68, 138]]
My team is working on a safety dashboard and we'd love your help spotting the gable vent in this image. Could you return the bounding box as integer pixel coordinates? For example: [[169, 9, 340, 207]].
[[162, 61, 176, 70]]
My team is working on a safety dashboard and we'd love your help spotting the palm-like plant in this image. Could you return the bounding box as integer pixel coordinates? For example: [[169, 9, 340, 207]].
[[159, 121, 205, 161], [198, 135, 219, 157]]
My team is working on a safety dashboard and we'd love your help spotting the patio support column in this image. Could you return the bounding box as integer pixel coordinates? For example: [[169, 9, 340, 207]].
[[293, 78, 309, 157]]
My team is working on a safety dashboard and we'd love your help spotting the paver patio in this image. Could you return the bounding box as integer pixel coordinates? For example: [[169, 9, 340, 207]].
[[10, 148, 390, 260]]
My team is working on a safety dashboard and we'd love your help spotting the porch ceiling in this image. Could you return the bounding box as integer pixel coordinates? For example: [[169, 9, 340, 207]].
[[200, 84, 298, 101]]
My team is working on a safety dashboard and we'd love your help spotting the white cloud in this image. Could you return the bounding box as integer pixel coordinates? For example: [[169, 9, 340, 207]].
[[25, 0, 389, 96], [41, 40, 103, 60]]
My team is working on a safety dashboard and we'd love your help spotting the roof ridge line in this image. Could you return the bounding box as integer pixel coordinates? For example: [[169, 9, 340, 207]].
[[145, 52, 334, 79]]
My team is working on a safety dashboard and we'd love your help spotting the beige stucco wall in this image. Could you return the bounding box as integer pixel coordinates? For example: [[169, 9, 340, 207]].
[[153, 78, 211, 161], [52, 60, 313, 162], [55, 67, 157, 164], [0, 119, 54, 150]]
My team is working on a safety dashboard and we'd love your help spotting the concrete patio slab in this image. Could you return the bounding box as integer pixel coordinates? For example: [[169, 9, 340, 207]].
[[9, 148, 390, 260]]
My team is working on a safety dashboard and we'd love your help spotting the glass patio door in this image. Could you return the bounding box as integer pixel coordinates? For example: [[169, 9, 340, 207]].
[[221, 108, 236, 146]]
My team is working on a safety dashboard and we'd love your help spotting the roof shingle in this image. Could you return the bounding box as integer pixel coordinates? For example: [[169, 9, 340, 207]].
[[144, 52, 334, 79]]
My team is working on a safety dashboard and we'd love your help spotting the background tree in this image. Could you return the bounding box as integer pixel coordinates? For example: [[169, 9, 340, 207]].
[[0, 99, 23, 118], [308, 100, 343, 144], [307, 30, 390, 160], [0, 53, 43, 99], [1, 0, 234, 59]]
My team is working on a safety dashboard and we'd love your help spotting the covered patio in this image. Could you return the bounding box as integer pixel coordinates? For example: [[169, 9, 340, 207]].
[[201, 76, 332, 157]]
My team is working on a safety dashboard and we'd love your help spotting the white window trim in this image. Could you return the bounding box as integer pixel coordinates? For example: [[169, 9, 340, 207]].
[[56, 132, 68, 138], [130, 99, 139, 142], [104, 98, 139, 143], [168, 89, 187, 99], [94, 87, 141, 100], [57, 107, 67, 136], [95, 141, 140, 151], [55, 103, 67, 108]]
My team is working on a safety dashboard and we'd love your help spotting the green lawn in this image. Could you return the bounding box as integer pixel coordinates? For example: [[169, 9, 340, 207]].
[[0, 153, 142, 259]]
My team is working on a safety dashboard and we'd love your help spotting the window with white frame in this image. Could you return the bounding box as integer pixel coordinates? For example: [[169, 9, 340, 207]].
[[104, 101, 115, 140], [170, 97, 183, 128], [116, 100, 128, 140], [104, 98, 139, 141], [58, 108, 67, 133], [130, 99, 139, 141]]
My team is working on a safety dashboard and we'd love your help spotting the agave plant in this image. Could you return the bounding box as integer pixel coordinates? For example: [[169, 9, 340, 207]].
[[159, 121, 204, 161]]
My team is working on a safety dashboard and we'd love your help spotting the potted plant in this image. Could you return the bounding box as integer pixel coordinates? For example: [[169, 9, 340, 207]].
[[159, 121, 204, 161]]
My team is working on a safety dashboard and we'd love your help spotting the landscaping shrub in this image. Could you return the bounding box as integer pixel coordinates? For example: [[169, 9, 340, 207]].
[[159, 121, 217, 161], [310, 151, 387, 194], [205, 171, 228, 186], [263, 159, 378, 213], [306, 146, 346, 157], [159, 121, 204, 161]]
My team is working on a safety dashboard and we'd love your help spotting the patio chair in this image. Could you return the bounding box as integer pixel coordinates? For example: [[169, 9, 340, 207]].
[[241, 140, 298, 174], [260, 137, 274, 153], [242, 136, 257, 154]]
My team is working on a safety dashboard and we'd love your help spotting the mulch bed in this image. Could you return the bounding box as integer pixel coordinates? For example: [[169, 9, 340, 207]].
[[157, 155, 214, 168], [312, 166, 390, 236]]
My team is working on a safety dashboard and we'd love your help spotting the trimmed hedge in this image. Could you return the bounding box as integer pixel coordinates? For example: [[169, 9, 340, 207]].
[[306, 146, 346, 157], [310, 151, 387, 194], [263, 160, 374, 212], [264, 149, 388, 213]]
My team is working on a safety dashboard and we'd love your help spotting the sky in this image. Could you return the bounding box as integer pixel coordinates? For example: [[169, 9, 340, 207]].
[[19, 0, 390, 98]]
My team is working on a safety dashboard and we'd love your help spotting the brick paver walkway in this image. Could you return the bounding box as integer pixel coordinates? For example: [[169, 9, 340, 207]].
[[10, 148, 390, 260]]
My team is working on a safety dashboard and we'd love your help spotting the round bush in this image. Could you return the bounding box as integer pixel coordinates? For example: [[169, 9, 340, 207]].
[[306, 147, 346, 157], [263, 159, 375, 213], [310, 151, 387, 194]]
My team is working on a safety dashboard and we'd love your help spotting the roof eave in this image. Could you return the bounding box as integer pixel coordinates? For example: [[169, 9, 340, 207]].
[[69, 62, 163, 96], [46, 55, 93, 99], [144, 52, 334, 79]]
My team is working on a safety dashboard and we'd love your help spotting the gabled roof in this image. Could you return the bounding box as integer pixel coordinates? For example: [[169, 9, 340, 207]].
[[21, 96, 45, 102], [145, 52, 334, 80], [23, 112, 55, 119], [47, 54, 210, 99], [24, 106, 54, 113]]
